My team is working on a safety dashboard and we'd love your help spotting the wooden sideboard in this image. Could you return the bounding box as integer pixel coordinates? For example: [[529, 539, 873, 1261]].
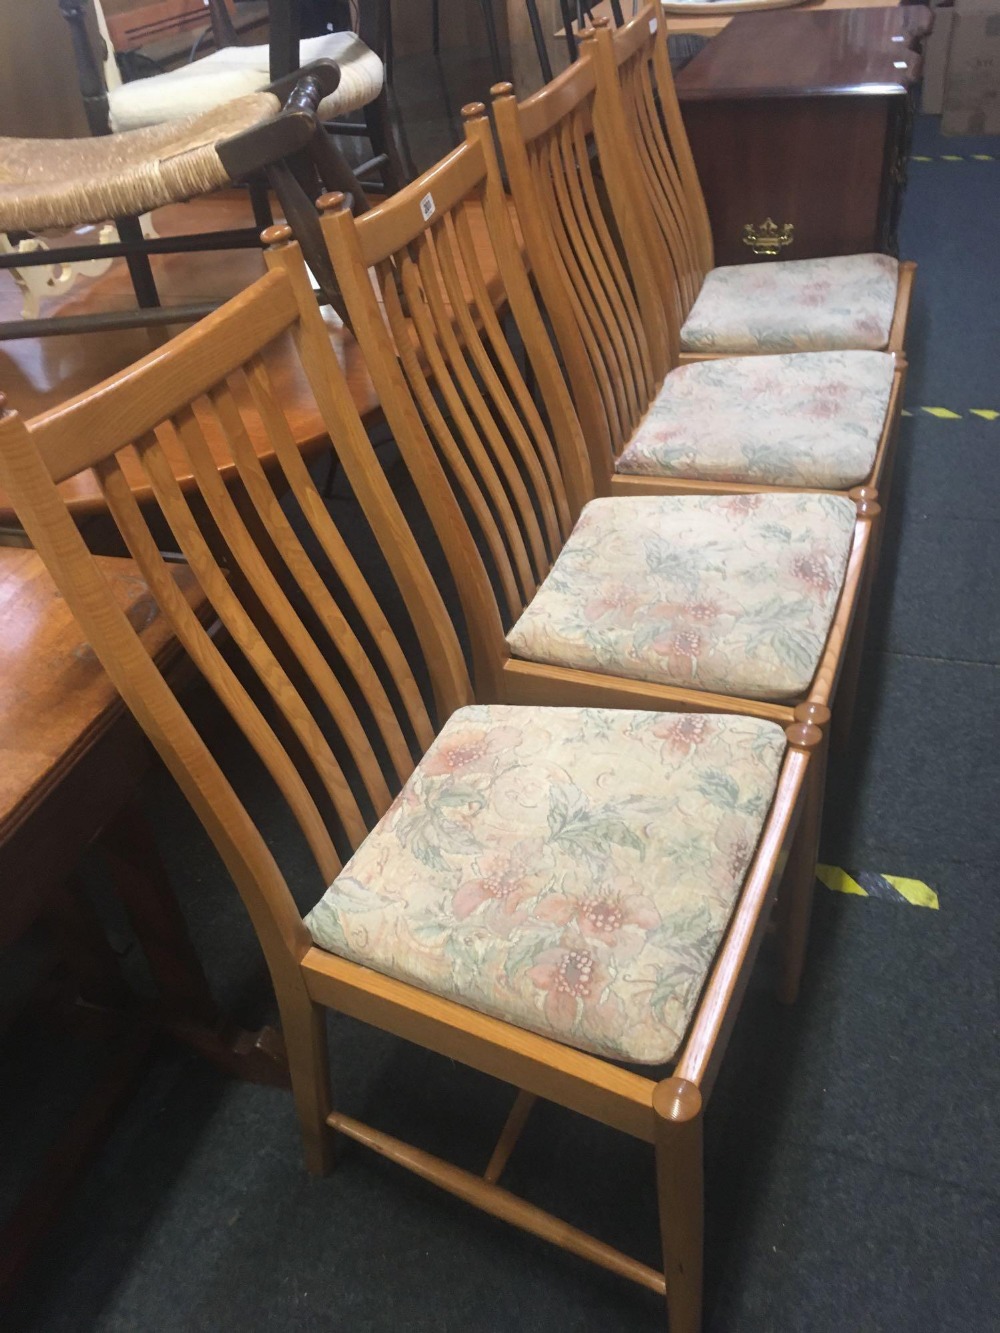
[[677, 6, 933, 265]]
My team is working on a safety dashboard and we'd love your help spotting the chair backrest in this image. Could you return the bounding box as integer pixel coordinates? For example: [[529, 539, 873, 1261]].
[[316, 115, 594, 701], [491, 45, 670, 487], [0, 258, 472, 986], [606, 3, 714, 317]]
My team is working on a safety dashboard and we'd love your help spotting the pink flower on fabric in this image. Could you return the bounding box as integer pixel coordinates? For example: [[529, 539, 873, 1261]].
[[790, 552, 837, 597], [681, 599, 723, 625], [652, 713, 711, 756], [527, 938, 625, 1039], [650, 627, 703, 680], [421, 725, 522, 778], [452, 851, 535, 925], [721, 494, 764, 517], [535, 887, 661, 945], [583, 585, 641, 624], [712, 813, 757, 883]]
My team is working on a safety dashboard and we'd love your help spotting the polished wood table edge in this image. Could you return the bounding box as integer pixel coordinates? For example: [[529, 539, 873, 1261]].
[[0, 548, 207, 840], [677, 6, 932, 100]]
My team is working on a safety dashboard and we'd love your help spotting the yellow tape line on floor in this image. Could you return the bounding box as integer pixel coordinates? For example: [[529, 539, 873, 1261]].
[[901, 408, 999, 420], [816, 864, 939, 909], [910, 154, 996, 162]]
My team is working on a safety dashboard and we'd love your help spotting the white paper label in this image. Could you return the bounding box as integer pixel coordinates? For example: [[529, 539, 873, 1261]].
[[420, 192, 435, 222], [649, 16, 658, 33]]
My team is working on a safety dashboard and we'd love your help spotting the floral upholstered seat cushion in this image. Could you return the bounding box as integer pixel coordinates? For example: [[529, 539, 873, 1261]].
[[306, 705, 787, 1065], [506, 492, 857, 701], [680, 254, 899, 354], [617, 350, 895, 488]]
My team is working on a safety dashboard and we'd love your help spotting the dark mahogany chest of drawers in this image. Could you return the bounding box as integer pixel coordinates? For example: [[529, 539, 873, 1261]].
[[676, 6, 933, 265]]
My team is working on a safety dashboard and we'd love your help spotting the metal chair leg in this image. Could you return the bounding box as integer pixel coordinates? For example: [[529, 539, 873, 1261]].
[[115, 214, 160, 308], [364, 88, 407, 193], [525, 0, 554, 83], [477, 0, 505, 83], [558, 0, 579, 61]]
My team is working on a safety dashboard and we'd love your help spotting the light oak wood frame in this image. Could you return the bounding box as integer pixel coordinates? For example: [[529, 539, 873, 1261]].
[[310, 127, 877, 974], [0, 263, 828, 1333], [316, 111, 880, 739], [606, 3, 916, 361], [491, 24, 909, 515]]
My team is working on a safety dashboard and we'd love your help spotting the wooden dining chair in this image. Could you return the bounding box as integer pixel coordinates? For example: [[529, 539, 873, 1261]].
[[490, 29, 907, 514], [308, 123, 881, 929], [603, 4, 916, 359], [0, 260, 825, 1333]]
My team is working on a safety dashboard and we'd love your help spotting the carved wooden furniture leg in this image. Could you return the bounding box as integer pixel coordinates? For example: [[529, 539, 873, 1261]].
[[100, 801, 290, 1088]]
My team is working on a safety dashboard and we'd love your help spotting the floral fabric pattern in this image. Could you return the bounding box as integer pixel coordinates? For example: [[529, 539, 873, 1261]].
[[306, 705, 787, 1065], [680, 254, 899, 354], [506, 493, 857, 701], [617, 350, 895, 488]]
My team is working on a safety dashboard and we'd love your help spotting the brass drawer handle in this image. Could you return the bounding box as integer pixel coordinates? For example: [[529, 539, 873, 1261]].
[[741, 218, 794, 256]]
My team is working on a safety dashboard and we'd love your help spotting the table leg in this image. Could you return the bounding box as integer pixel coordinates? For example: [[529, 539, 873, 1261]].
[[100, 801, 289, 1088]]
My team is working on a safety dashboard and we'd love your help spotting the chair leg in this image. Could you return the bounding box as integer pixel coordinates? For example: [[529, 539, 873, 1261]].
[[364, 89, 408, 194], [248, 176, 275, 234], [432, 0, 441, 56], [653, 1077, 704, 1333], [525, 0, 554, 83], [558, 0, 580, 61], [115, 214, 160, 309], [775, 713, 830, 1006], [477, 0, 505, 84], [278, 982, 336, 1177]]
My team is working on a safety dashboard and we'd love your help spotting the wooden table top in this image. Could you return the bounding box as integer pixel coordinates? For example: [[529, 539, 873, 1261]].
[[663, 0, 908, 39], [0, 545, 200, 842], [676, 5, 932, 99], [0, 192, 375, 527], [0, 188, 512, 529]]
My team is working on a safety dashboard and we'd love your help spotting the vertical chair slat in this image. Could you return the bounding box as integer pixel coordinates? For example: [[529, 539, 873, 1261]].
[[131, 426, 371, 847], [415, 224, 550, 583], [94, 449, 342, 884], [239, 349, 441, 750], [449, 206, 573, 538], [208, 374, 422, 787], [434, 211, 564, 563], [167, 403, 396, 819], [384, 246, 530, 617]]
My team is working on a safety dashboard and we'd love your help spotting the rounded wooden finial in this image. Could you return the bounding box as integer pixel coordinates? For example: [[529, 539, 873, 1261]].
[[850, 485, 881, 521], [785, 721, 824, 751], [260, 223, 293, 248], [793, 701, 831, 730], [585, 15, 610, 31], [317, 191, 348, 215], [491, 81, 516, 100], [461, 101, 487, 122], [652, 1077, 702, 1124], [0, 391, 7, 411]]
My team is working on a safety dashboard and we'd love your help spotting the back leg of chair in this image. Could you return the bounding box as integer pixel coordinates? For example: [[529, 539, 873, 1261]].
[[265, 159, 349, 322], [248, 177, 275, 234], [115, 214, 160, 310], [363, 87, 408, 193], [477, 0, 505, 83]]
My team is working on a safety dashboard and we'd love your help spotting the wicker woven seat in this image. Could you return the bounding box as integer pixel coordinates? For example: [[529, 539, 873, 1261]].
[[0, 63, 349, 339], [0, 94, 280, 235]]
